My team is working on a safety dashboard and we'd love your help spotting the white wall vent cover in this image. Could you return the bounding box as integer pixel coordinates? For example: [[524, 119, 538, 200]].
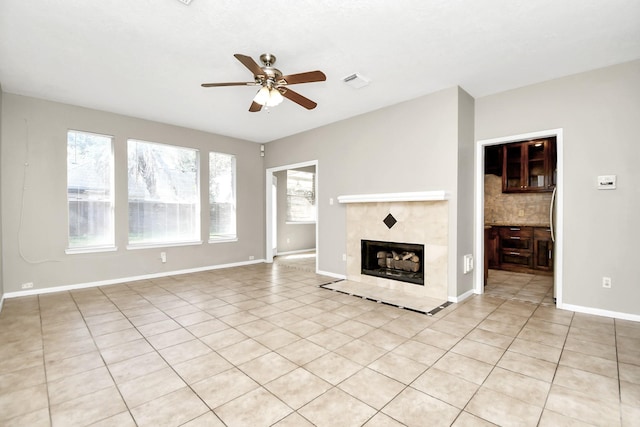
[[342, 73, 370, 89], [176, 0, 193, 5]]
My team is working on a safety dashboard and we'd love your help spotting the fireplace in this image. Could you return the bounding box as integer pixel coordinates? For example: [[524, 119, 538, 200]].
[[361, 239, 425, 286]]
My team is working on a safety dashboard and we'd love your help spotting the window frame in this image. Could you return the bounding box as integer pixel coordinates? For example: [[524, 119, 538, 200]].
[[66, 129, 116, 254], [126, 139, 202, 249], [208, 151, 237, 243], [286, 169, 317, 224]]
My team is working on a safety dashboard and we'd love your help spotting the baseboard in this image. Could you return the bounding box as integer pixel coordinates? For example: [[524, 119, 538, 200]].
[[275, 248, 316, 256], [448, 288, 475, 303], [560, 303, 640, 322], [317, 270, 346, 280], [4, 259, 266, 299], [0, 293, 4, 313]]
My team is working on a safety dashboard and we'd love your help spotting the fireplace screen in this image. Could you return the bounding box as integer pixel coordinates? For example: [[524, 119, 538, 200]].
[[361, 239, 425, 285]]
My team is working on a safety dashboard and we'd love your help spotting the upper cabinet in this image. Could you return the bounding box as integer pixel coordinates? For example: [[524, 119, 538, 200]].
[[502, 137, 556, 193]]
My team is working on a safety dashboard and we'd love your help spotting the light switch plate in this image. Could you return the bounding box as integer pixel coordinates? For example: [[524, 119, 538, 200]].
[[597, 175, 616, 190]]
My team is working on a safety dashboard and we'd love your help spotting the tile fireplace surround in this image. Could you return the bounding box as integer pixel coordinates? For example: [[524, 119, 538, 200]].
[[340, 192, 448, 301]]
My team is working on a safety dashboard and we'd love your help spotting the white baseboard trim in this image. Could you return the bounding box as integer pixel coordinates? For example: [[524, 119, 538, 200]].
[[561, 303, 640, 322], [317, 270, 346, 281], [449, 288, 475, 303], [275, 248, 316, 256], [4, 259, 266, 299], [0, 294, 4, 313]]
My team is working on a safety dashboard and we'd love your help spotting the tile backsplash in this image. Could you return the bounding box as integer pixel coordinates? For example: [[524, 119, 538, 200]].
[[484, 174, 552, 225]]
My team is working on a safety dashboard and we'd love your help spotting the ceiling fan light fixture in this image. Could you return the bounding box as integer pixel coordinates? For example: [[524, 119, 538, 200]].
[[253, 86, 284, 107]]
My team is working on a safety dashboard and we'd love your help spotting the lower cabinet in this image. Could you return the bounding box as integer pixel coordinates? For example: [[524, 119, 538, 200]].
[[488, 225, 553, 274]]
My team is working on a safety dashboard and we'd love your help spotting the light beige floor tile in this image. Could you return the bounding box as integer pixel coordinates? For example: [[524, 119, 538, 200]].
[[466, 328, 514, 349], [200, 328, 247, 350], [412, 367, 479, 409], [118, 366, 186, 408], [145, 328, 195, 350], [107, 351, 168, 384], [217, 338, 271, 365], [338, 367, 405, 409], [265, 367, 332, 409], [235, 319, 279, 337], [483, 367, 550, 407], [545, 384, 621, 427], [239, 351, 297, 384], [48, 366, 115, 406], [185, 319, 229, 338], [508, 337, 562, 363], [451, 411, 498, 426], [180, 411, 226, 427], [382, 386, 460, 427], [191, 367, 259, 409], [622, 402, 640, 427], [553, 365, 620, 403], [214, 387, 292, 427], [130, 387, 209, 427], [450, 338, 505, 365], [432, 352, 493, 385], [158, 339, 212, 365], [559, 349, 618, 378], [390, 339, 445, 366], [304, 351, 362, 385], [620, 380, 640, 406], [307, 329, 353, 350], [477, 318, 524, 337], [334, 338, 387, 366], [564, 336, 617, 360], [2, 407, 51, 427], [332, 319, 376, 338], [368, 352, 428, 385], [517, 327, 567, 348], [360, 328, 407, 351], [619, 362, 640, 384], [0, 363, 46, 394], [497, 350, 558, 382], [0, 383, 49, 421], [93, 328, 143, 350], [466, 387, 543, 427], [299, 387, 377, 427], [89, 411, 137, 427], [538, 409, 594, 426], [363, 412, 405, 426], [100, 338, 154, 364], [87, 319, 133, 337], [278, 338, 328, 365], [273, 412, 316, 427], [253, 328, 300, 350], [413, 327, 462, 350], [50, 386, 127, 427]]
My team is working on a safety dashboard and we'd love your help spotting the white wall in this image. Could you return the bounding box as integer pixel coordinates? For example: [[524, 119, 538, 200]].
[[0, 86, 4, 305], [0, 94, 265, 294], [476, 59, 640, 316]]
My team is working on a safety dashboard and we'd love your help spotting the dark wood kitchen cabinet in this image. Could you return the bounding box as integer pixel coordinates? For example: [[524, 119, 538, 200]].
[[502, 138, 556, 193], [490, 225, 553, 275]]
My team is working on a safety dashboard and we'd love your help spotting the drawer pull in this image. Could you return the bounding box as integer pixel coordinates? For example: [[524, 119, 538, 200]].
[[509, 227, 520, 231], [510, 236, 521, 240], [509, 252, 521, 256]]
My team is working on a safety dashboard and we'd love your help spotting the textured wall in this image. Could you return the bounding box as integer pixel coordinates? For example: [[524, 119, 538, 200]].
[[484, 174, 552, 226]]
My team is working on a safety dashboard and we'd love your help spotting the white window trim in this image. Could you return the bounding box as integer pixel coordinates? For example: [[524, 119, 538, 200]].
[[127, 241, 203, 250], [285, 221, 316, 225], [66, 246, 118, 255], [208, 237, 239, 244]]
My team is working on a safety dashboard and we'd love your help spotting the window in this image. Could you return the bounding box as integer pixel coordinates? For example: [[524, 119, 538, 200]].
[[209, 152, 236, 241], [286, 169, 316, 223], [128, 140, 199, 246], [67, 130, 115, 251]]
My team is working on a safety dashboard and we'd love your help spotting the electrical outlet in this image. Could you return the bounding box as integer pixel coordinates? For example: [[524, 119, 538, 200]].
[[518, 209, 525, 217], [463, 254, 474, 274], [249, 256, 255, 260], [342, 253, 347, 261], [21, 282, 34, 289], [602, 277, 612, 288], [160, 252, 167, 263]]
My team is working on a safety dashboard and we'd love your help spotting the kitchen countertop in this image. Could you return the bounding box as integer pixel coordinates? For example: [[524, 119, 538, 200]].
[[485, 222, 551, 228]]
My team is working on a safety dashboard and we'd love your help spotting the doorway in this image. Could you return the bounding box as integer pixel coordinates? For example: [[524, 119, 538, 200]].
[[265, 160, 319, 273], [474, 129, 563, 308]]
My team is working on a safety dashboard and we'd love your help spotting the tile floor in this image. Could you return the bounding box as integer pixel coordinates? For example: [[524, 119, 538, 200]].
[[0, 263, 639, 426]]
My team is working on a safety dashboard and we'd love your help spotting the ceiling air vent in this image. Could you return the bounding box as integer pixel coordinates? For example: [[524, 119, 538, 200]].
[[342, 73, 370, 89], [176, 0, 193, 5]]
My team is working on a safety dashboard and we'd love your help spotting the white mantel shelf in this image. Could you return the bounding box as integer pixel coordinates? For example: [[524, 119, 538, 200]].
[[337, 191, 448, 204]]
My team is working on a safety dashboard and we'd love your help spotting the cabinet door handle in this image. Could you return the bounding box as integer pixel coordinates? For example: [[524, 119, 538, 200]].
[[509, 252, 521, 255], [509, 227, 520, 231], [510, 236, 521, 240], [549, 250, 552, 259]]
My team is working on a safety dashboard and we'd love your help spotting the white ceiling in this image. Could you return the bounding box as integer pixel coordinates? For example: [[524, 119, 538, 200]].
[[1, 1, 639, 143]]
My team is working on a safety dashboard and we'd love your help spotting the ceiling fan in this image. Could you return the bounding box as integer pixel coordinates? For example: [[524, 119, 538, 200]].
[[201, 53, 326, 112]]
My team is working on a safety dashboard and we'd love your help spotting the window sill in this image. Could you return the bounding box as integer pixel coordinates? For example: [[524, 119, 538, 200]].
[[285, 221, 317, 225], [127, 241, 203, 250], [66, 246, 118, 255], [209, 238, 238, 244]]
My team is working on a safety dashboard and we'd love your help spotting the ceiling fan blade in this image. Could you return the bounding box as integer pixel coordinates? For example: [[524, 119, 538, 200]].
[[249, 101, 263, 112], [201, 82, 257, 87], [278, 70, 326, 85], [234, 54, 265, 77], [280, 88, 318, 110]]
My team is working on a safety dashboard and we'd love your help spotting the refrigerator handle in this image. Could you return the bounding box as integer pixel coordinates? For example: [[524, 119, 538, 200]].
[[549, 186, 557, 242]]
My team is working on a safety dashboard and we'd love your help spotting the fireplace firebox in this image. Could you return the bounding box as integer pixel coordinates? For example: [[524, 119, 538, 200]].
[[361, 239, 425, 286]]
